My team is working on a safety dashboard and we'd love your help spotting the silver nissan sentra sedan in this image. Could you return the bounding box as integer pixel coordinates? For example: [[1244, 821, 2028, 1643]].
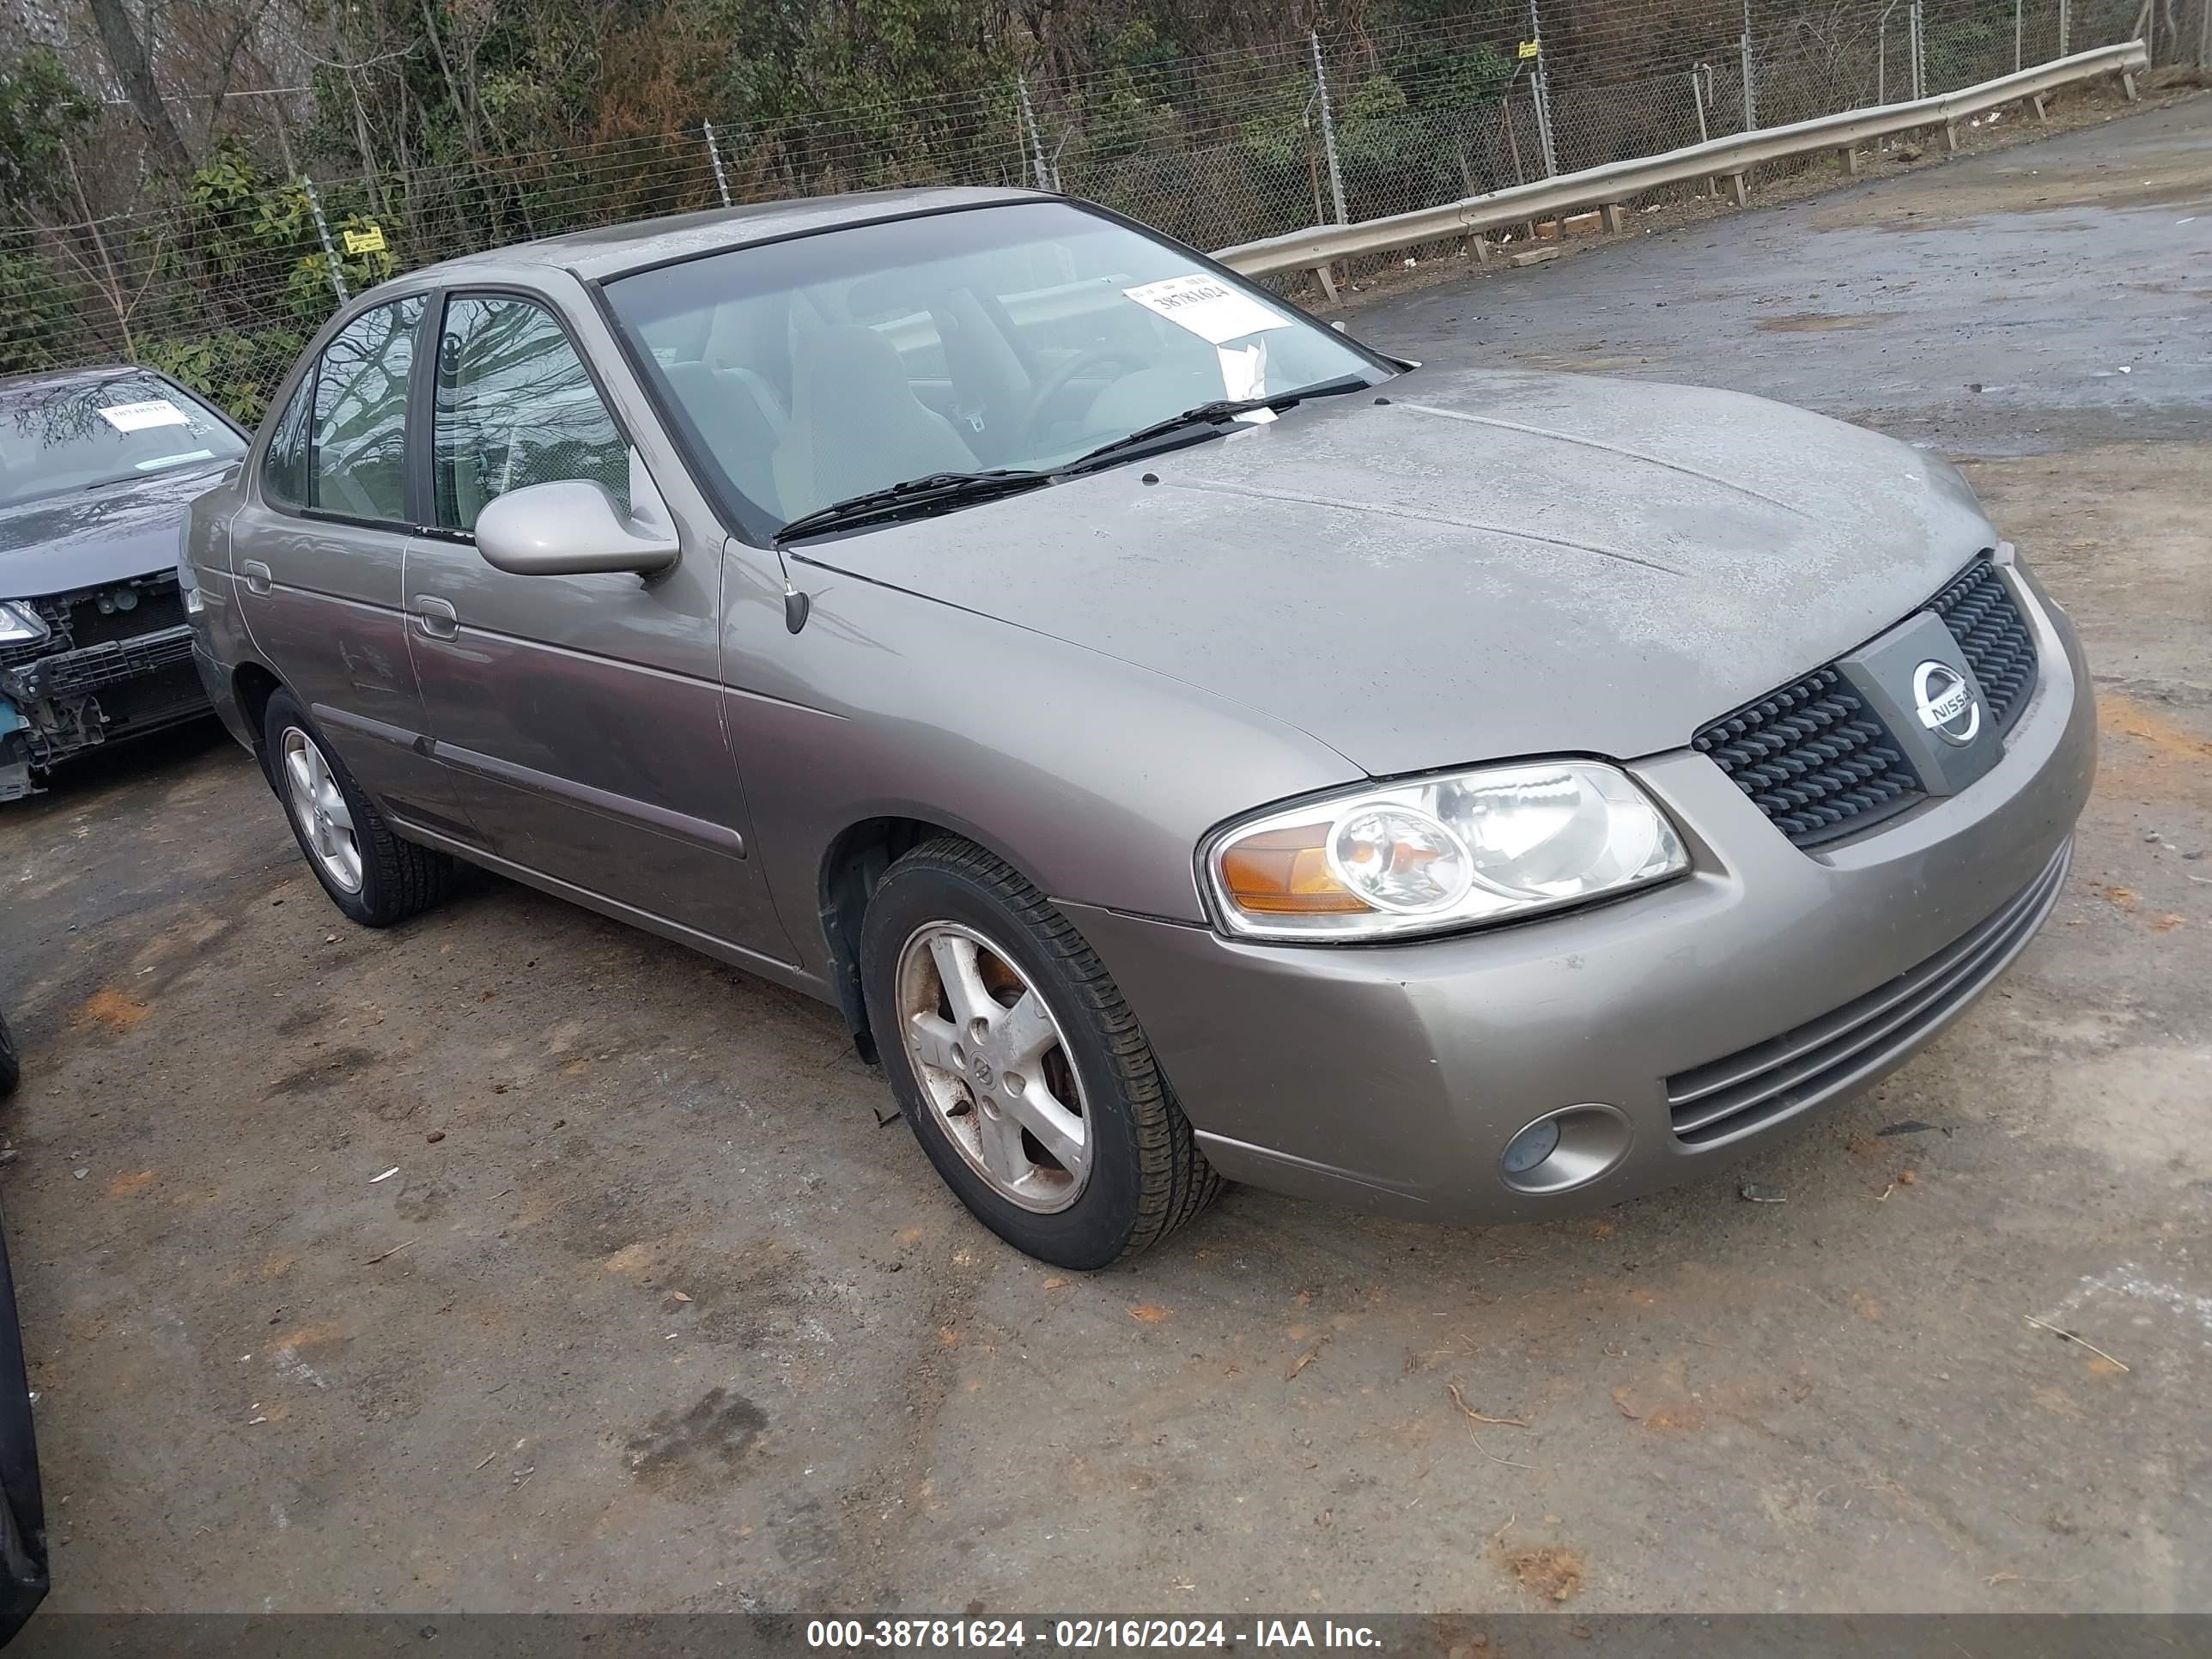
[[183, 186, 2094, 1268]]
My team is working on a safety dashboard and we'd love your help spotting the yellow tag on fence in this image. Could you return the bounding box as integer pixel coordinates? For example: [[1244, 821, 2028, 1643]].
[[1517, 39, 1540, 58], [343, 225, 386, 255]]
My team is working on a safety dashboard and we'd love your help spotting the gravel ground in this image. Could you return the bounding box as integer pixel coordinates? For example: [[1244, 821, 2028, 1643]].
[[1, 94, 2207, 1620]]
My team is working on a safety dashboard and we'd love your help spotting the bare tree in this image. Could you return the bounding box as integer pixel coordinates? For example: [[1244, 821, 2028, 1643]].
[[85, 0, 194, 173]]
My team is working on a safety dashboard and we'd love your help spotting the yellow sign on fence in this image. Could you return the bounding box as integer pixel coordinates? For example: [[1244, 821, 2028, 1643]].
[[342, 225, 387, 256], [1517, 39, 1540, 58]]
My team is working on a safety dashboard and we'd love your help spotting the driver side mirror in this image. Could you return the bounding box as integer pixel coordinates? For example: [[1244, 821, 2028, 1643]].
[[475, 471, 678, 577]]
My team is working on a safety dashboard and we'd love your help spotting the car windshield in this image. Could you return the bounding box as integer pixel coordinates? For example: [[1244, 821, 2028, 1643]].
[[0, 374, 245, 509], [603, 200, 1389, 533]]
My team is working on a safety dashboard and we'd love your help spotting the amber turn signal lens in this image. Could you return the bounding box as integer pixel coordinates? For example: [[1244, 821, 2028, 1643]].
[[1217, 823, 1371, 915]]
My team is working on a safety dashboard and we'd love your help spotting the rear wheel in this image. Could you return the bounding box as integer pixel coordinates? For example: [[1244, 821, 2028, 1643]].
[[860, 837, 1220, 1269], [260, 690, 452, 927], [0, 1012, 17, 1099]]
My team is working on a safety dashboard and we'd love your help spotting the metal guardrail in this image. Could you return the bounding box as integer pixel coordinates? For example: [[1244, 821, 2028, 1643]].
[[1213, 41, 2150, 282]]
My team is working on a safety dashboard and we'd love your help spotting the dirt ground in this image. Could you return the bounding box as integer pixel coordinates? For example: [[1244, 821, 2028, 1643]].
[[2, 98, 2209, 1619]]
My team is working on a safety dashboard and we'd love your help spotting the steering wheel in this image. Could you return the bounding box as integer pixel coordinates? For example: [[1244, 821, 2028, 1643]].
[[1021, 345, 1154, 434]]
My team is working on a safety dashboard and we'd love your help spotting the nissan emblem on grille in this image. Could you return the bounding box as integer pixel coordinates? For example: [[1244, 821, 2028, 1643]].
[[1912, 659, 1980, 746], [1694, 554, 2034, 848]]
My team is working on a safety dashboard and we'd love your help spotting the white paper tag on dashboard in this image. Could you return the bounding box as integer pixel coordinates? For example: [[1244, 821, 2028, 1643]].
[[98, 398, 190, 433], [1216, 341, 1274, 413], [1123, 275, 1292, 345]]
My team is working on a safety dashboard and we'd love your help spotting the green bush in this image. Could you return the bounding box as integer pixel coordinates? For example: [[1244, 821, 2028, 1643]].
[[140, 326, 307, 427]]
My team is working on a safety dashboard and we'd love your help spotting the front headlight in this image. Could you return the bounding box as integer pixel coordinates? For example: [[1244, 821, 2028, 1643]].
[[0, 602, 49, 646], [1204, 759, 1688, 942]]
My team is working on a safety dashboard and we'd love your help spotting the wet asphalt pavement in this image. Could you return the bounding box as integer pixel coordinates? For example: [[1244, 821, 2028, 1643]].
[[2, 93, 2208, 1618]]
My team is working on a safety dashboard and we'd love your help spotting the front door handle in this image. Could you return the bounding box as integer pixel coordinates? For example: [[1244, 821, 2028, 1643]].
[[411, 595, 459, 641], [240, 560, 272, 596]]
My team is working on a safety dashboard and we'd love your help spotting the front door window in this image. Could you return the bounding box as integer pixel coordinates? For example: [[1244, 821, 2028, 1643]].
[[433, 296, 630, 532]]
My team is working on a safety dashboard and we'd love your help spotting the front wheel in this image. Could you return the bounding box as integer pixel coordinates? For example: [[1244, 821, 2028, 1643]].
[[860, 837, 1220, 1269]]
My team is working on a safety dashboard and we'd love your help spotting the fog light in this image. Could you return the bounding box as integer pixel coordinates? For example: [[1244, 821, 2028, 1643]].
[[1498, 1104, 1633, 1195], [1501, 1118, 1560, 1176]]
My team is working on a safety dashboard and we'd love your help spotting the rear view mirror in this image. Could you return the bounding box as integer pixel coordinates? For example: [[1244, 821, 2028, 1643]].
[[475, 477, 678, 577]]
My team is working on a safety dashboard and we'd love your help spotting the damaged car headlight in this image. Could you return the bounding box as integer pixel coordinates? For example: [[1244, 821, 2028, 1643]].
[[1204, 760, 1689, 942], [0, 603, 49, 647]]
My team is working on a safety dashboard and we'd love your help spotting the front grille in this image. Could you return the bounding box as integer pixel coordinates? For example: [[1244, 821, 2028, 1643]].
[[1691, 666, 1923, 847], [1697, 555, 2041, 848], [0, 575, 190, 681], [1929, 559, 2036, 733], [1, 572, 209, 770], [87, 659, 205, 729], [1665, 841, 2070, 1146], [2, 625, 195, 698]]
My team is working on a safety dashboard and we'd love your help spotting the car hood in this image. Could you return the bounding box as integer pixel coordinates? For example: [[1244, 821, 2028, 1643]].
[[0, 462, 233, 600], [790, 365, 2001, 775]]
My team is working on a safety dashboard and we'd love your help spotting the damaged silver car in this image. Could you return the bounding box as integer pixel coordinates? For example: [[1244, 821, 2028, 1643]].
[[0, 368, 239, 801]]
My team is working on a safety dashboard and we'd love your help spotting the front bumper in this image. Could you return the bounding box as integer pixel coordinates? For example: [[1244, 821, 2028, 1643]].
[[1, 577, 210, 799], [1070, 568, 2096, 1224]]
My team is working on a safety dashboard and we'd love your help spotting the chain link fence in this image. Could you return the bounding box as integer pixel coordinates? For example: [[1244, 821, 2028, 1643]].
[[6, 0, 2195, 424]]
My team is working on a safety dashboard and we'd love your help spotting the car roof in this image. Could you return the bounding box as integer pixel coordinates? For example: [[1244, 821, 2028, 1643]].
[[404, 185, 1045, 286]]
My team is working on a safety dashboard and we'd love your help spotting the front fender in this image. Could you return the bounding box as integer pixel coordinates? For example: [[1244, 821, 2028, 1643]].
[[716, 550, 1359, 981]]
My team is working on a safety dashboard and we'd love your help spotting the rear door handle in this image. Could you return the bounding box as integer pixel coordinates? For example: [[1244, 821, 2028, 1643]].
[[240, 560, 272, 596], [411, 595, 459, 641]]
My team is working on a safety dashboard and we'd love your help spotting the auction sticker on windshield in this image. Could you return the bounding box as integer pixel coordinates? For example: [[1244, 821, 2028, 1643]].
[[1123, 275, 1291, 345], [97, 399, 191, 433]]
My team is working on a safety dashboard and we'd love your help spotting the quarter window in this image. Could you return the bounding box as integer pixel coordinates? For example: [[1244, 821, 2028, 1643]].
[[434, 296, 629, 533], [307, 296, 422, 523]]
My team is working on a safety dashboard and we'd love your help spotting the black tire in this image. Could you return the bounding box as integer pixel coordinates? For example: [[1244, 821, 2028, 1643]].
[[860, 836, 1221, 1269], [0, 1013, 16, 1100], [0, 1193, 45, 1637], [260, 689, 453, 928]]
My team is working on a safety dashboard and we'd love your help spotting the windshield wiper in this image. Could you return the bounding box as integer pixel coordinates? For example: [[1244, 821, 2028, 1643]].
[[1058, 374, 1376, 477], [775, 469, 1051, 542], [772, 375, 1377, 539]]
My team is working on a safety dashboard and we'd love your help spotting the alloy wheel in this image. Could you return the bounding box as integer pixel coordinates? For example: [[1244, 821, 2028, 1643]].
[[894, 921, 1092, 1212], [280, 726, 363, 895]]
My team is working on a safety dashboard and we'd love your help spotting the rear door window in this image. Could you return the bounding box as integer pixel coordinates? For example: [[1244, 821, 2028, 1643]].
[[307, 296, 422, 524], [261, 376, 312, 508]]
